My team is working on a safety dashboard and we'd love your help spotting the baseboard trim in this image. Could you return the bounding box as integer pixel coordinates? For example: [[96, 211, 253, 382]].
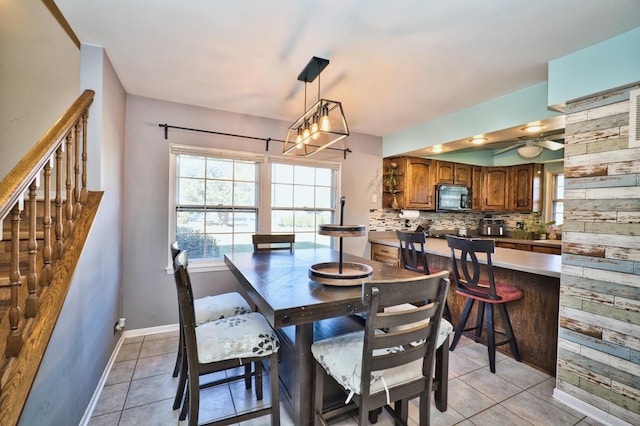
[[79, 323, 179, 424], [78, 334, 126, 425], [553, 388, 632, 426]]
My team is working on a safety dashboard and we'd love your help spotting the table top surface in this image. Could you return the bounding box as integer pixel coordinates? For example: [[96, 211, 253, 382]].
[[224, 248, 422, 327]]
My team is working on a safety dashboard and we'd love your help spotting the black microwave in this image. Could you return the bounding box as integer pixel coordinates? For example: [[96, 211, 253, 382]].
[[436, 184, 472, 212]]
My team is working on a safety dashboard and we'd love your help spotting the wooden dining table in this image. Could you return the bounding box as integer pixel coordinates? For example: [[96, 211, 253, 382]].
[[224, 248, 449, 425]]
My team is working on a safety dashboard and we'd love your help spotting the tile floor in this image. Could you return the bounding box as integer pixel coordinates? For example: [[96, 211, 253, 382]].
[[89, 330, 603, 426]]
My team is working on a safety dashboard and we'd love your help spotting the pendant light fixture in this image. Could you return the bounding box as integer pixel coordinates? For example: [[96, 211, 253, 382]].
[[283, 57, 349, 156]]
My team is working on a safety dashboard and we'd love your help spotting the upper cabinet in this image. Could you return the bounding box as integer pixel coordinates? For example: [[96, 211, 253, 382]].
[[382, 157, 536, 213], [482, 166, 510, 211], [435, 161, 471, 186], [471, 166, 484, 211], [510, 163, 535, 211], [383, 157, 436, 210]]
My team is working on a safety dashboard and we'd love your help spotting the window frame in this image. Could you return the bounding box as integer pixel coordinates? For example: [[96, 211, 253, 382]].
[[168, 143, 341, 273], [544, 170, 564, 226]]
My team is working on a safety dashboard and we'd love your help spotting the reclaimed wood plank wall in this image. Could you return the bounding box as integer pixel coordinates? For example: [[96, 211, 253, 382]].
[[559, 84, 640, 424]]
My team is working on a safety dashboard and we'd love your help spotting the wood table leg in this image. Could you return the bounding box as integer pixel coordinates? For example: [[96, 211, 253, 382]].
[[294, 323, 314, 425], [435, 335, 449, 412]]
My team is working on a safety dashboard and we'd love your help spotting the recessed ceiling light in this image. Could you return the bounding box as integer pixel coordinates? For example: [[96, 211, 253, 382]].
[[523, 124, 544, 133], [431, 144, 443, 153], [470, 137, 487, 145]]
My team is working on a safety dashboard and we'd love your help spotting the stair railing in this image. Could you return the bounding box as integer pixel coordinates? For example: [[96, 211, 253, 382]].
[[0, 89, 95, 422]]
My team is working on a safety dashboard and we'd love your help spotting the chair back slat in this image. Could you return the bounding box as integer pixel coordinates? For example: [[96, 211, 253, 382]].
[[252, 234, 295, 252], [370, 345, 429, 372], [446, 236, 501, 300]]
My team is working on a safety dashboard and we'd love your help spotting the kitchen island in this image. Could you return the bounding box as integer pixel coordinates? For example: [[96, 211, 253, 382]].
[[369, 231, 561, 375]]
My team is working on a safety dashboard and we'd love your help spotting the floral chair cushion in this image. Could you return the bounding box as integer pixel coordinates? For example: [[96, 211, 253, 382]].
[[194, 292, 252, 326], [196, 312, 279, 363], [311, 330, 423, 399]]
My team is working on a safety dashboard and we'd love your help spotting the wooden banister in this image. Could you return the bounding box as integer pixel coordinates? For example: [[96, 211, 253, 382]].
[[0, 89, 96, 425], [0, 90, 94, 221]]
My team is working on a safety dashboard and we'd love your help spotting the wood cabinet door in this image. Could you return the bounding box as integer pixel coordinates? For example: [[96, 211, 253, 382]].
[[435, 161, 454, 184], [471, 166, 484, 210], [404, 157, 435, 209], [482, 167, 509, 211], [511, 163, 534, 211], [454, 163, 471, 186]]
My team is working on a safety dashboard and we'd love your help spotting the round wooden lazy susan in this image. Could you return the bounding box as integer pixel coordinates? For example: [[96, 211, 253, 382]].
[[308, 262, 373, 286], [309, 198, 372, 285], [318, 224, 366, 237]]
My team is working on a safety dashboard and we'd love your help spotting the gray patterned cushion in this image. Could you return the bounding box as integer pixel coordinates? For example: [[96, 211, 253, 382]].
[[194, 292, 252, 326], [311, 330, 422, 398], [196, 312, 279, 363]]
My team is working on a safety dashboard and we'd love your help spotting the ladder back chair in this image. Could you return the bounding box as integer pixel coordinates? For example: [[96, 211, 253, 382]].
[[170, 242, 254, 414], [173, 250, 281, 425], [252, 234, 295, 253], [446, 236, 523, 373], [311, 270, 450, 425]]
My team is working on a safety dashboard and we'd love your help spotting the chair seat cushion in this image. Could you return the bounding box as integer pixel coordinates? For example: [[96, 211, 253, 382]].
[[194, 292, 252, 325], [196, 312, 279, 363], [384, 303, 453, 348], [456, 281, 523, 303], [312, 331, 424, 397]]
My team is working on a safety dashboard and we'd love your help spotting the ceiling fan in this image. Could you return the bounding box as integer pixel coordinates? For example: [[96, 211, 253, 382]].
[[493, 135, 565, 158]]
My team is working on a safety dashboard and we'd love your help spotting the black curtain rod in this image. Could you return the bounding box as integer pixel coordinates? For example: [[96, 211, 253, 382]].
[[158, 123, 351, 159]]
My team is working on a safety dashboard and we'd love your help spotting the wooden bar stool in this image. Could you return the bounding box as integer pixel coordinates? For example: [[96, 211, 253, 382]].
[[446, 236, 522, 373], [396, 230, 452, 322]]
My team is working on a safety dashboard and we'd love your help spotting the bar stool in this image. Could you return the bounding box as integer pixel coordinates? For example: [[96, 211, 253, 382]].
[[446, 235, 522, 373], [396, 230, 452, 321]]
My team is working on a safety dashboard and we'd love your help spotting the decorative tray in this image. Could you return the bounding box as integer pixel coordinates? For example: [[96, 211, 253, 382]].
[[308, 261, 373, 286], [318, 224, 366, 237]]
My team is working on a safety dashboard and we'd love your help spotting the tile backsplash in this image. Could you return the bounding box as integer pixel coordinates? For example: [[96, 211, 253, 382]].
[[368, 209, 533, 236]]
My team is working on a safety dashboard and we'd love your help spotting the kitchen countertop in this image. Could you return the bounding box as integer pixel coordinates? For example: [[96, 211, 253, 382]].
[[369, 231, 562, 278]]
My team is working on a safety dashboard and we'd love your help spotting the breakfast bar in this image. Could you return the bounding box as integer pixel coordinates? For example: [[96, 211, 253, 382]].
[[369, 231, 562, 375]]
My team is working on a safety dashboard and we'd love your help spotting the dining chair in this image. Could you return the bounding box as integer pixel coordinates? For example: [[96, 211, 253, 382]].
[[173, 250, 281, 425], [311, 269, 450, 425], [446, 236, 522, 373], [252, 233, 295, 253], [396, 230, 452, 322], [170, 242, 253, 412]]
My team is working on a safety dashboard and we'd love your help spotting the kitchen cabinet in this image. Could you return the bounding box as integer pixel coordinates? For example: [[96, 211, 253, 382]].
[[482, 167, 510, 211], [510, 163, 535, 211], [436, 161, 471, 186], [370, 243, 399, 267], [495, 240, 561, 255], [382, 156, 436, 210], [471, 166, 484, 211]]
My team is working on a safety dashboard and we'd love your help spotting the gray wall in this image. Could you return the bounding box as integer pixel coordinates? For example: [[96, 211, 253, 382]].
[[0, 0, 80, 177], [122, 95, 383, 329]]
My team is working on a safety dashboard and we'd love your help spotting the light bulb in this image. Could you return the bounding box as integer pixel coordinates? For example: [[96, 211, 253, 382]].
[[302, 121, 310, 142], [319, 104, 330, 132], [311, 115, 320, 140]]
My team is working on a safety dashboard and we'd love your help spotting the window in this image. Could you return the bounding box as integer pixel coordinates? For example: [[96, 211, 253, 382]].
[[271, 162, 335, 249], [169, 144, 339, 269], [551, 173, 564, 225]]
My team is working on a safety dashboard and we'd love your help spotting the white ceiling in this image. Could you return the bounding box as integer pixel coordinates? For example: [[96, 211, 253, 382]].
[[54, 0, 640, 148]]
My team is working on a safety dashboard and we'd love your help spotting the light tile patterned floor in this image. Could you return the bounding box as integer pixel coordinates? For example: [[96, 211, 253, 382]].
[[89, 331, 604, 425]]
